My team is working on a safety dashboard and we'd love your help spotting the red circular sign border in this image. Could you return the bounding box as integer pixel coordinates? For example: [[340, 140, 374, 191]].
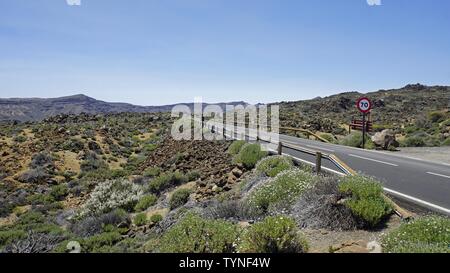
[[356, 97, 372, 113]]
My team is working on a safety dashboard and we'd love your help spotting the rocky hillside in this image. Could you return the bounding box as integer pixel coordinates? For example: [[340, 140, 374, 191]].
[[276, 84, 449, 132], [0, 112, 449, 253], [0, 94, 248, 122]]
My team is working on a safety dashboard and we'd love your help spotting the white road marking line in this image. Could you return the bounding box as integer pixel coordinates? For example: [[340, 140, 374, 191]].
[[426, 172, 450, 179], [305, 144, 335, 152], [383, 188, 450, 215], [348, 154, 398, 167]]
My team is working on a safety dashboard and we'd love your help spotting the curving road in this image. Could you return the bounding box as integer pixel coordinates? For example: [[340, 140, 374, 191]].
[[216, 123, 450, 215], [276, 134, 450, 215]]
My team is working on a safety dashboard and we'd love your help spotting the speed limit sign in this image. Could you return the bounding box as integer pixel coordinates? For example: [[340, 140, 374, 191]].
[[357, 97, 372, 113]]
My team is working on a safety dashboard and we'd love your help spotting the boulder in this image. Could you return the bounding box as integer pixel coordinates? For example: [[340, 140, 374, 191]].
[[331, 240, 369, 253], [371, 129, 399, 150], [231, 167, 243, 178]]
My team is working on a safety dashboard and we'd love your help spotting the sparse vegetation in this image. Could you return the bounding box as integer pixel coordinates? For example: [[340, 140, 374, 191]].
[[134, 194, 158, 212], [255, 155, 293, 177], [442, 137, 450, 146], [169, 189, 191, 210], [339, 132, 375, 149], [150, 214, 163, 223], [239, 216, 308, 253], [186, 170, 201, 181], [234, 143, 267, 169], [228, 140, 246, 155], [158, 213, 239, 253], [133, 213, 147, 226], [1, 101, 448, 254], [49, 184, 69, 201], [148, 171, 188, 194], [143, 167, 161, 177], [382, 215, 450, 253], [248, 168, 316, 212]]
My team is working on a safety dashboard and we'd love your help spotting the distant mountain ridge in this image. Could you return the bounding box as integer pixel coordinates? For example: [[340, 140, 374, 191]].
[[0, 94, 248, 122], [1, 84, 449, 123]]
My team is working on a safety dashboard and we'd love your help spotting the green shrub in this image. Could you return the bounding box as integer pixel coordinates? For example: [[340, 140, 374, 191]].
[[18, 167, 50, 184], [123, 154, 147, 174], [159, 213, 239, 253], [425, 135, 441, 147], [234, 143, 267, 169], [382, 215, 450, 253], [0, 229, 27, 249], [428, 111, 446, 123], [255, 155, 293, 177], [80, 152, 109, 175], [110, 169, 129, 179], [442, 118, 450, 127], [27, 193, 55, 205], [318, 133, 336, 143], [150, 214, 163, 223], [148, 171, 187, 193], [338, 176, 392, 227], [404, 125, 418, 134], [62, 137, 85, 153], [401, 136, 425, 147], [13, 135, 27, 143], [187, 170, 201, 181], [169, 189, 191, 210], [134, 194, 157, 212], [239, 216, 308, 253], [168, 152, 185, 165], [339, 132, 374, 149], [143, 167, 161, 177], [50, 184, 69, 201], [144, 144, 157, 153], [249, 168, 316, 212], [228, 140, 246, 155], [0, 211, 67, 249], [80, 231, 122, 253], [442, 137, 450, 146], [133, 213, 147, 226]]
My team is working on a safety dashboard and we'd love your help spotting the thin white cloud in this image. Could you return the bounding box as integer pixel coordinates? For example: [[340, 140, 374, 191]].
[[66, 0, 81, 6], [367, 0, 381, 6]]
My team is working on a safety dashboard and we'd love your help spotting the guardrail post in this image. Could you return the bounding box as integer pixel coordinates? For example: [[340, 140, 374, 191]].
[[316, 152, 322, 174], [277, 142, 282, 155]]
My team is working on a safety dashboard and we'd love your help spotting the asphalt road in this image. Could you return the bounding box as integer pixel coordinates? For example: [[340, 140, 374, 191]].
[[220, 126, 450, 215], [277, 134, 450, 215]]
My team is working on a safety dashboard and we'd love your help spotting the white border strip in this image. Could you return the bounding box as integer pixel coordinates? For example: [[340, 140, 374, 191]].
[[383, 187, 450, 215]]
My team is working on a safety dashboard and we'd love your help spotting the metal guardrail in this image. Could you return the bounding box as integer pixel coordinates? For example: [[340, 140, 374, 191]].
[[224, 121, 330, 143], [195, 119, 414, 218], [200, 120, 352, 176], [211, 121, 414, 218]]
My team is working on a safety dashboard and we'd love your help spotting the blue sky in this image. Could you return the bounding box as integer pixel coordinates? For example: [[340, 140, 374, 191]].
[[1, 0, 449, 105]]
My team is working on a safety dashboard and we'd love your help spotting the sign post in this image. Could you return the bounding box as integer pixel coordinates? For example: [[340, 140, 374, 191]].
[[356, 97, 372, 149]]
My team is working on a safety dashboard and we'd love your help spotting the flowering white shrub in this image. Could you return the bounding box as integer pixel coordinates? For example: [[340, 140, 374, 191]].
[[78, 179, 143, 218], [248, 168, 317, 212], [381, 215, 450, 253]]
